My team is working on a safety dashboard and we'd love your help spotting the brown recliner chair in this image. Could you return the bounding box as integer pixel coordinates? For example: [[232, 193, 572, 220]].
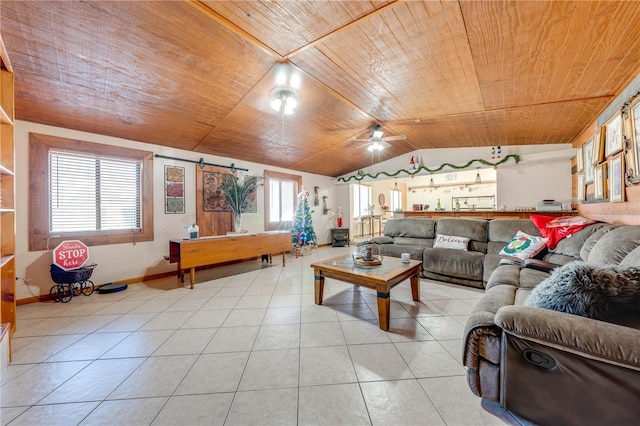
[[462, 256, 640, 425]]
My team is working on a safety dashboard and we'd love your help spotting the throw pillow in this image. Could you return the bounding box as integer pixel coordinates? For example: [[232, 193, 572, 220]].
[[433, 234, 470, 251], [524, 262, 640, 319], [530, 214, 595, 250], [499, 230, 548, 260]]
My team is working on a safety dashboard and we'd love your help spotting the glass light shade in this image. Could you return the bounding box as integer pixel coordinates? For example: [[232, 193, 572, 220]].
[[367, 141, 384, 151], [475, 168, 482, 183], [270, 96, 297, 115], [372, 130, 384, 139]]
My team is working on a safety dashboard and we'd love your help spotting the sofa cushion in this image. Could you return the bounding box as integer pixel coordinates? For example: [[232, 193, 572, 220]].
[[369, 236, 393, 244], [621, 246, 640, 267], [436, 218, 488, 253], [524, 262, 640, 319], [383, 218, 436, 238], [552, 223, 606, 259], [531, 214, 594, 250], [579, 224, 621, 260], [488, 219, 540, 244], [393, 236, 434, 248], [378, 244, 425, 261], [423, 247, 484, 281], [587, 226, 640, 266], [433, 234, 470, 250], [499, 231, 548, 260]]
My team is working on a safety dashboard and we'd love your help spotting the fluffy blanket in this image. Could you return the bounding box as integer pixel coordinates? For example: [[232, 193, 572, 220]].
[[524, 261, 640, 319]]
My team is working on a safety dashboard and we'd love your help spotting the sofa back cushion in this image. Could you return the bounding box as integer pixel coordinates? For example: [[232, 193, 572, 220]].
[[436, 218, 488, 253], [383, 218, 436, 239], [587, 226, 640, 266], [621, 246, 640, 267], [552, 223, 607, 260], [579, 224, 621, 261], [487, 219, 540, 255]]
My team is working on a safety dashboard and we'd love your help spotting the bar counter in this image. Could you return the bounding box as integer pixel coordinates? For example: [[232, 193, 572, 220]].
[[393, 210, 577, 220]]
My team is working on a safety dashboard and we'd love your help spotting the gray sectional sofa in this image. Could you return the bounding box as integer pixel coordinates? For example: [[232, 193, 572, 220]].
[[462, 222, 640, 425], [370, 217, 543, 288]]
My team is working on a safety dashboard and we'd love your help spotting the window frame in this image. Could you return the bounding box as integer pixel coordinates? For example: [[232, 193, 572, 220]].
[[29, 133, 154, 251], [352, 183, 372, 217], [390, 188, 402, 212], [264, 169, 301, 231]]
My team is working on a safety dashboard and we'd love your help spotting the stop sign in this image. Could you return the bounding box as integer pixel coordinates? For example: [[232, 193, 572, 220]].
[[53, 240, 89, 271]]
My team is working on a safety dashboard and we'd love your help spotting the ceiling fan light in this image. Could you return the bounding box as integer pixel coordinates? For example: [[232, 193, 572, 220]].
[[270, 86, 300, 114], [372, 130, 384, 139], [285, 96, 297, 110], [270, 98, 282, 112], [368, 141, 383, 151]]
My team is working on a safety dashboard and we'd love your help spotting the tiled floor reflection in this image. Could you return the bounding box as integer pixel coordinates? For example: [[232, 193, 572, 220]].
[[2, 245, 505, 425]]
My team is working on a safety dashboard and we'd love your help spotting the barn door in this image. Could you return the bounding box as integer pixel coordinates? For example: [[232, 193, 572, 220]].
[[195, 165, 233, 236]]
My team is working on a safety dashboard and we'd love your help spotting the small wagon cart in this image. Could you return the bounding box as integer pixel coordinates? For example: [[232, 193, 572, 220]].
[[49, 263, 97, 303]]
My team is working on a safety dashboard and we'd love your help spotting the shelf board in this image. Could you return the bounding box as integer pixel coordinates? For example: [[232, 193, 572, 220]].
[[0, 107, 12, 125], [0, 165, 14, 176], [0, 255, 14, 269]]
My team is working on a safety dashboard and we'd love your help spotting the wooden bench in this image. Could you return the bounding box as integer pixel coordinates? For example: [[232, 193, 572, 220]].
[[169, 231, 291, 288]]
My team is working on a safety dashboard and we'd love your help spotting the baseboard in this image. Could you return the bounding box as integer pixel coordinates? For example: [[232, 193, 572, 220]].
[[17, 254, 302, 306]]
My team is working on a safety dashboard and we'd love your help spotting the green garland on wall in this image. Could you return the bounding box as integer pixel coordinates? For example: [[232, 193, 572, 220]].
[[337, 154, 520, 183]]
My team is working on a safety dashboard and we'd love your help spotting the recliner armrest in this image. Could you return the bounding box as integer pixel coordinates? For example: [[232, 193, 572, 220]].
[[522, 258, 559, 273], [495, 305, 640, 368]]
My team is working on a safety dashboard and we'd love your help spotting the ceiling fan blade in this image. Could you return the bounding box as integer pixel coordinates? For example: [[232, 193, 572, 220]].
[[384, 135, 407, 141]]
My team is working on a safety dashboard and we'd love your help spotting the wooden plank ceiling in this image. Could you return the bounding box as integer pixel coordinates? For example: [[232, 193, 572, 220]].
[[2, 0, 640, 177]]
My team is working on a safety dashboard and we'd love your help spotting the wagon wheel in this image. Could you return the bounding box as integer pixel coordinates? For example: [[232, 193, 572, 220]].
[[70, 282, 82, 296], [49, 285, 62, 302], [58, 284, 73, 303], [80, 280, 95, 296]]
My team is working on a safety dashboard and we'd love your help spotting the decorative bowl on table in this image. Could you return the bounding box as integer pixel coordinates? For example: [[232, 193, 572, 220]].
[[353, 241, 383, 266]]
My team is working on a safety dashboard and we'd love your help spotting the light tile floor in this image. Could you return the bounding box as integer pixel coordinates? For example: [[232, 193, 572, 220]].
[[1, 245, 504, 425]]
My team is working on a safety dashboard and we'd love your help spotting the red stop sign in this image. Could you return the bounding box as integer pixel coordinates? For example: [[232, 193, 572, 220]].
[[53, 240, 89, 271]]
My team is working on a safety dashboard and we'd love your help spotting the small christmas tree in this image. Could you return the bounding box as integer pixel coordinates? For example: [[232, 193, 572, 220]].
[[292, 186, 317, 257]]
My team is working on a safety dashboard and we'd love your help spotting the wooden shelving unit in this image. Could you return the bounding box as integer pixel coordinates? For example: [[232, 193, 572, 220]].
[[0, 34, 16, 365]]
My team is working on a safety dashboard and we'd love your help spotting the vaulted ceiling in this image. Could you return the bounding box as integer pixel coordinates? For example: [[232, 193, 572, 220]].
[[2, 1, 640, 177]]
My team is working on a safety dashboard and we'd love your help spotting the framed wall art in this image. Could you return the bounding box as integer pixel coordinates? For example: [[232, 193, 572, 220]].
[[609, 152, 624, 202], [576, 145, 583, 172], [592, 126, 605, 164], [605, 113, 623, 157], [583, 139, 594, 183], [630, 98, 640, 181], [165, 165, 185, 214], [577, 173, 584, 202], [594, 163, 607, 200]]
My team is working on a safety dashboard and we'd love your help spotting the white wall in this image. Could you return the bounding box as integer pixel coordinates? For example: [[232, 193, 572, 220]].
[[14, 121, 338, 300], [338, 144, 573, 212], [496, 150, 573, 209]]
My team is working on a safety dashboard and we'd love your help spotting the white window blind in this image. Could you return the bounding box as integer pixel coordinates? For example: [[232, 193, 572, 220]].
[[49, 150, 142, 232]]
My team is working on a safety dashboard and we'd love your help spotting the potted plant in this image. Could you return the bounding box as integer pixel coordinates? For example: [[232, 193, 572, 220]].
[[219, 173, 262, 233]]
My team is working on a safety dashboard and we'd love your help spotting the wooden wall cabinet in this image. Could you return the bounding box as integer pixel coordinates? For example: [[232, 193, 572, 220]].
[[0, 35, 16, 364]]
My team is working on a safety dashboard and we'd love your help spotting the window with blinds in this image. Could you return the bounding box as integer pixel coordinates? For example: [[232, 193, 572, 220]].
[[29, 133, 154, 251], [49, 150, 142, 232]]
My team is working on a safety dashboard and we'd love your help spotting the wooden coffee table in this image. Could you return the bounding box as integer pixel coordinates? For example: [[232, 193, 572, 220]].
[[310, 255, 422, 330]]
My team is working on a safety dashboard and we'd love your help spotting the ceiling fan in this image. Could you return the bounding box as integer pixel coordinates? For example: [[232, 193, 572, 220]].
[[349, 125, 407, 151]]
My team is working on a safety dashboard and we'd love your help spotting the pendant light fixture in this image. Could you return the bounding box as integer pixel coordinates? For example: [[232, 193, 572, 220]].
[[270, 86, 300, 115], [475, 167, 482, 184], [429, 174, 435, 187]]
